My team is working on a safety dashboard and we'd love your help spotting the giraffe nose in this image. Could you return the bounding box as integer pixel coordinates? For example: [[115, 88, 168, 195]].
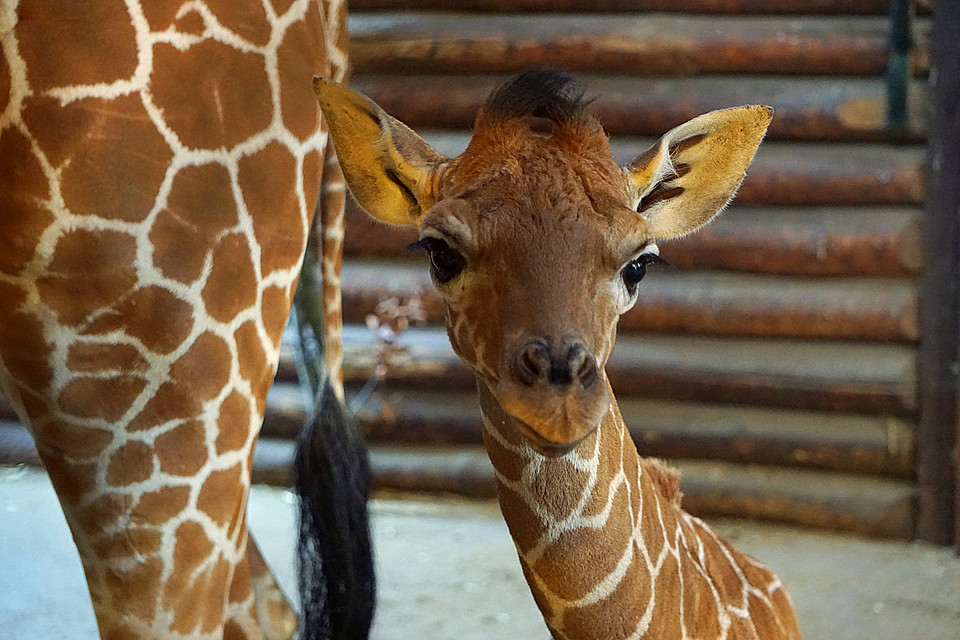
[[512, 339, 599, 390]]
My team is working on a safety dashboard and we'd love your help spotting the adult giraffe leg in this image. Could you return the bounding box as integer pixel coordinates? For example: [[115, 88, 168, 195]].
[[0, 1, 334, 638]]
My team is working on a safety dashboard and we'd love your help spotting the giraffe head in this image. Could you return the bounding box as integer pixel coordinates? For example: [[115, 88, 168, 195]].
[[317, 70, 771, 455]]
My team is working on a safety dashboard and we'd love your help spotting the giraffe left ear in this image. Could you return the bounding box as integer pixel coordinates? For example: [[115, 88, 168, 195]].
[[313, 78, 445, 227], [624, 105, 772, 240]]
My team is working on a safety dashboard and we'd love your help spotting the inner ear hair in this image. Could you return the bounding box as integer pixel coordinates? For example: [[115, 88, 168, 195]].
[[638, 134, 705, 199], [624, 105, 773, 240]]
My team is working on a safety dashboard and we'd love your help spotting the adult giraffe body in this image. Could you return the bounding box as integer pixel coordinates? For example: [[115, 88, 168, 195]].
[[317, 70, 803, 639], [0, 2, 366, 639]]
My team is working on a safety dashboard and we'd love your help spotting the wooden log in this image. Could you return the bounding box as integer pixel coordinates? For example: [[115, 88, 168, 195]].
[[350, 75, 927, 142], [337, 259, 920, 343], [343, 204, 924, 277], [622, 275, 918, 342], [350, 389, 916, 478], [250, 437, 917, 539], [407, 133, 925, 206], [348, 14, 929, 77], [727, 143, 925, 206], [334, 325, 917, 415], [349, 0, 909, 16], [676, 460, 915, 539], [254, 384, 915, 477], [657, 207, 924, 277]]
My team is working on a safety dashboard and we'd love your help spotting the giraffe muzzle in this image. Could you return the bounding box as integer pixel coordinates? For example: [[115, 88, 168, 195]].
[[495, 337, 610, 455]]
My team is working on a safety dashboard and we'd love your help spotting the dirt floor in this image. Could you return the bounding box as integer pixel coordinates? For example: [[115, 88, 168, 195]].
[[1, 465, 958, 639]]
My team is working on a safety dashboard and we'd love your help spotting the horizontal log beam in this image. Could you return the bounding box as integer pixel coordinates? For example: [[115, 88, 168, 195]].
[[345, 389, 915, 478], [337, 259, 920, 343], [348, 14, 929, 77], [333, 325, 917, 415], [251, 385, 915, 477], [349, 0, 916, 16], [658, 207, 924, 276], [675, 459, 915, 539], [351, 75, 927, 142], [254, 438, 917, 539], [343, 205, 924, 277]]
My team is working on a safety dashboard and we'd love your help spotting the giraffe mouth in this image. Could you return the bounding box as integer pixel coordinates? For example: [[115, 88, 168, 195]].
[[493, 383, 609, 457], [477, 381, 605, 457], [510, 417, 588, 457]]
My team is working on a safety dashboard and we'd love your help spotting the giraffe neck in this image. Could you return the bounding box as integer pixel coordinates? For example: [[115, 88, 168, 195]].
[[477, 380, 802, 640]]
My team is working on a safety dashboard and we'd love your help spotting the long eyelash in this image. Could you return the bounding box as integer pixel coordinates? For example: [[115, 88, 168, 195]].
[[639, 253, 671, 270], [407, 237, 439, 253]]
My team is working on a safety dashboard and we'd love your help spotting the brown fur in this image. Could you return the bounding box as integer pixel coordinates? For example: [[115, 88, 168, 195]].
[[644, 457, 684, 508]]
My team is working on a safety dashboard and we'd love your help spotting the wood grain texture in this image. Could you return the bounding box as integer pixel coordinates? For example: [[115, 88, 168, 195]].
[[348, 14, 930, 77], [349, 0, 919, 15], [351, 74, 928, 142], [336, 259, 920, 342]]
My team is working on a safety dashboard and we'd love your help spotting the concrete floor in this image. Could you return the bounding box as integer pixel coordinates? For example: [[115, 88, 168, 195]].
[[1, 465, 958, 640]]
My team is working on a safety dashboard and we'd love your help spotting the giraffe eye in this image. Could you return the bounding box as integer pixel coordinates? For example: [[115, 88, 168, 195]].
[[409, 237, 465, 283], [622, 253, 665, 295]]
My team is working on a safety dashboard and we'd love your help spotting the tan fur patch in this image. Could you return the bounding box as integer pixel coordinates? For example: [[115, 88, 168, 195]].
[[216, 392, 251, 454], [239, 143, 304, 275], [15, 0, 137, 92], [127, 381, 201, 432], [150, 163, 238, 284], [169, 332, 232, 402], [36, 228, 138, 327], [82, 286, 195, 355], [197, 464, 245, 529], [151, 40, 271, 150], [106, 440, 155, 487], [58, 376, 146, 423], [0, 128, 52, 276], [154, 421, 208, 476], [277, 6, 325, 141], [202, 233, 258, 323]]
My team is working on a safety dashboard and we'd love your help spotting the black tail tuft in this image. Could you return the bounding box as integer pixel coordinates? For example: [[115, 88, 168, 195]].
[[294, 379, 375, 640]]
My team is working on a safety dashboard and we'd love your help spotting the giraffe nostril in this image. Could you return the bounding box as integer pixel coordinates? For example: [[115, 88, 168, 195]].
[[565, 344, 598, 390], [577, 355, 598, 389], [515, 340, 550, 385]]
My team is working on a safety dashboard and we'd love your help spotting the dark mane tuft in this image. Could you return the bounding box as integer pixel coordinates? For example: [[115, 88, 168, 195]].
[[483, 68, 590, 125]]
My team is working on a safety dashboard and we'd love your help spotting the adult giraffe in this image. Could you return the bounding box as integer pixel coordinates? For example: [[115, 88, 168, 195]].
[[316, 70, 803, 639], [0, 1, 370, 640]]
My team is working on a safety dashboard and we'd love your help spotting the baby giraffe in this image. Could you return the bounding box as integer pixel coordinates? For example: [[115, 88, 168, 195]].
[[315, 70, 802, 639]]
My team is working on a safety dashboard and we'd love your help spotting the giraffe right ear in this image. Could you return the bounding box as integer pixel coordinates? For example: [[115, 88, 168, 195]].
[[624, 105, 772, 240], [313, 78, 445, 227]]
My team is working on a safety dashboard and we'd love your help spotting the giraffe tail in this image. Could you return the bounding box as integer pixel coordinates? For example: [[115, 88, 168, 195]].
[[294, 377, 375, 640]]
